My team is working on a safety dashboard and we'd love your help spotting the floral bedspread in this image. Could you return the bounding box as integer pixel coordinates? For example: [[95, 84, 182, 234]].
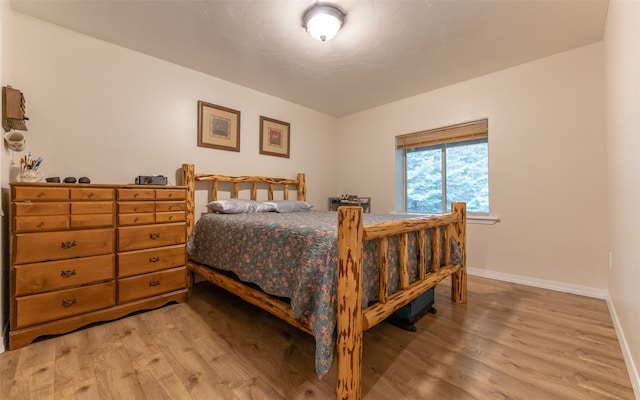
[[187, 210, 461, 377]]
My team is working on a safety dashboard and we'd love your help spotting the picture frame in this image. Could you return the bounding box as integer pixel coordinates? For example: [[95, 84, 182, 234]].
[[197, 100, 241, 152], [259, 116, 290, 158]]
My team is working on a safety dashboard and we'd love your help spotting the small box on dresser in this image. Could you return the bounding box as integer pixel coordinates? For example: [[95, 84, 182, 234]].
[[8, 182, 189, 350]]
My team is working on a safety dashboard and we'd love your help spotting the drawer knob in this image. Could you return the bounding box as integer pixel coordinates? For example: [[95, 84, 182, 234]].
[[61, 240, 77, 249], [37, 192, 46, 198], [37, 221, 45, 228], [149, 257, 160, 263], [149, 233, 160, 240], [149, 280, 160, 287], [61, 298, 77, 308], [60, 269, 77, 278], [88, 192, 95, 198]]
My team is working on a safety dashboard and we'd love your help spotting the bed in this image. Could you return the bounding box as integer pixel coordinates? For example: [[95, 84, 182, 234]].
[[181, 163, 467, 400]]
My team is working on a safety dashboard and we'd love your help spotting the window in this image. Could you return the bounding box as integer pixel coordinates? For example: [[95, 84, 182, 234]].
[[397, 119, 489, 214]]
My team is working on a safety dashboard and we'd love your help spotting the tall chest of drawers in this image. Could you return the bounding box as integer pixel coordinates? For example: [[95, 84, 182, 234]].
[[9, 182, 188, 349]]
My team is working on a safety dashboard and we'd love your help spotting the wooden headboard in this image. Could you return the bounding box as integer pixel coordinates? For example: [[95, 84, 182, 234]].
[[181, 163, 306, 236]]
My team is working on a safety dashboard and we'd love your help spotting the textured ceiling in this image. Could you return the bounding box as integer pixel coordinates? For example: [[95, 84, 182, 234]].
[[10, 0, 609, 117]]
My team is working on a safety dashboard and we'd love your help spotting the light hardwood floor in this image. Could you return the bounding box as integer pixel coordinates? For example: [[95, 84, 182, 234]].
[[0, 276, 635, 399]]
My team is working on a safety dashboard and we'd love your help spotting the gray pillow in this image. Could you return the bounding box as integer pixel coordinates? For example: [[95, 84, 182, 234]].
[[206, 198, 277, 214], [264, 200, 313, 213]]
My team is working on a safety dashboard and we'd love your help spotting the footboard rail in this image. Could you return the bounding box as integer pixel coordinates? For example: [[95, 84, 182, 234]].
[[336, 203, 466, 400]]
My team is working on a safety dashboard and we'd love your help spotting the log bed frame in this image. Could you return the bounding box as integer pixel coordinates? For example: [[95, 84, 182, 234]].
[[181, 163, 467, 400]]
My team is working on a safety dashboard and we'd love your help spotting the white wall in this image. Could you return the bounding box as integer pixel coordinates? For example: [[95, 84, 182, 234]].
[[0, 0, 13, 353], [8, 13, 339, 212], [337, 43, 608, 290], [603, 0, 640, 395]]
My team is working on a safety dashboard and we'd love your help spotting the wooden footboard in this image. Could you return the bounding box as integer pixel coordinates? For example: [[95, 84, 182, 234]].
[[181, 164, 466, 400], [336, 204, 466, 399]]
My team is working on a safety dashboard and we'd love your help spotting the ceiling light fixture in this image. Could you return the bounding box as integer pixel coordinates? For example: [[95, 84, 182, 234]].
[[302, 3, 346, 42]]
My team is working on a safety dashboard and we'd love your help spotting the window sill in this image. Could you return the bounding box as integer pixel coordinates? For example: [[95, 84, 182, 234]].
[[468, 215, 500, 225]]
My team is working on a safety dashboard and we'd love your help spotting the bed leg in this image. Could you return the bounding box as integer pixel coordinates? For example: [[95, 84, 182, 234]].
[[451, 202, 467, 304], [185, 266, 194, 289], [452, 267, 467, 304], [336, 206, 364, 400]]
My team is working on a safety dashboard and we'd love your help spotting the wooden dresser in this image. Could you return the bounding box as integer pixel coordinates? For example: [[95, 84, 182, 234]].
[[9, 182, 188, 349]]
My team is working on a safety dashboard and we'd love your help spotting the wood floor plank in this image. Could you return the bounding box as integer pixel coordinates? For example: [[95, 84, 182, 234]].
[[53, 329, 96, 394], [0, 275, 634, 400], [0, 344, 21, 399], [142, 306, 243, 399], [419, 306, 630, 390], [53, 378, 101, 400], [87, 322, 146, 400], [11, 338, 57, 399], [131, 352, 196, 400]]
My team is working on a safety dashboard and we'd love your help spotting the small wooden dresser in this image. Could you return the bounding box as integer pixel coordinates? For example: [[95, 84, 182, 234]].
[[9, 182, 188, 349]]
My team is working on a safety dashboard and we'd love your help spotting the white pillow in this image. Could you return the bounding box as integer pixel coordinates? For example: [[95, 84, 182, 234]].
[[264, 200, 313, 213], [206, 198, 277, 214]]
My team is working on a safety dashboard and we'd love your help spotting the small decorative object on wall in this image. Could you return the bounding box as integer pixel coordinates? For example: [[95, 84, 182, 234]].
[[259, 116, 290, 158], [2, 85, 29, 132], [197, 100, 241, 152]]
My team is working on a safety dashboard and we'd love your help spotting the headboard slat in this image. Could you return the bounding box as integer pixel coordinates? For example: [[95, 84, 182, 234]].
[[212, 181, 218, 201]]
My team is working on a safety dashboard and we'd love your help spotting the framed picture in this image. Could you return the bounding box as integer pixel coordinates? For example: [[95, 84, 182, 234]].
[[197, 100, 241, 152], [259, 116, 290, 158]]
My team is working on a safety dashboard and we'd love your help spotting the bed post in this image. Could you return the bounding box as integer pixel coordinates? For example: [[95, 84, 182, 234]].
[[336, 206, 364, 400], [182, 163, 195, 289], [297, 173, 306, 201], [182, 163, 196, 238], [451, 202, 467, 304]]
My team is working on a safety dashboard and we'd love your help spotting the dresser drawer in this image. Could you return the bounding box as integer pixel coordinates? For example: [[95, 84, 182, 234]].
[[70, 188, 114, 200], [14, 202, 69, 216], [118, 213, 155, 226], [14, 281, 115, 329], [118, 202, 155, 214], [14, 254, 115, 296], [71, 201, 114, 214], [155, 201, 185, 212], [118, 267, 186, 303], [118, 223, 185, 251], [15, 215, 69, 233], [155, 212, 185, 223], [117, 188, 155, 200], [70, 214, 114, 229], [14, 228, 114, 264], [118, 245, 186, 277], [13, 187, 69, 201], [155, 189, 185, 200]]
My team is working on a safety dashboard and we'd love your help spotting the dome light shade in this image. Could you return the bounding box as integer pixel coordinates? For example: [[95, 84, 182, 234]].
[[302, 3, 346, 42]]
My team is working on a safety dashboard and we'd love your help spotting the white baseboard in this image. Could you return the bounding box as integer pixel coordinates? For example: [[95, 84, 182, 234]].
[[606, 295, 640, 399], [467, 267, 608, 299], [467, 267, 638, 398]]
